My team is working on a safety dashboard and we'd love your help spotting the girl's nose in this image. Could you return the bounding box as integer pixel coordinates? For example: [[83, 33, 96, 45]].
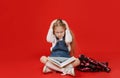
[[58, 33, 61, 36]]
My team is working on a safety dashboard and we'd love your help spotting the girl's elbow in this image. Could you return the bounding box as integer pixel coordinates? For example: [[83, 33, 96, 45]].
[[46, 38, 52, 43], [65, 38, 72, 43]]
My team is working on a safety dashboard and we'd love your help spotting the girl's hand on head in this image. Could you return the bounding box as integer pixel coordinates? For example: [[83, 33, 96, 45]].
[[49, 19, 57, 30], [62, 20, 70, 30]]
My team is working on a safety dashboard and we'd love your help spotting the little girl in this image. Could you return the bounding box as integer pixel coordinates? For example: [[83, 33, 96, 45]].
[[40, 19, 80, 76]]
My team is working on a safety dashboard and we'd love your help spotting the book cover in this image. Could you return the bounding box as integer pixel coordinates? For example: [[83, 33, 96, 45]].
[[48, 56, 76, 68]]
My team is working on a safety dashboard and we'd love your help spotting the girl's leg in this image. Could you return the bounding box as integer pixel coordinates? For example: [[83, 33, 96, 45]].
[[71, 58, 81, 67], [40, 56, 48, 64], [40, 56, 75, 76], [61, 58, 80, 76], [45, 61, 64, 72], [46, 60, 76, 76], [40, 56, 53, 73], [40, 56, 64, 73]]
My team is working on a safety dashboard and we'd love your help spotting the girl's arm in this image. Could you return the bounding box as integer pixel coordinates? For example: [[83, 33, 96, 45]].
[[65, 29, 72, 44], [46, 28, 55, 43], [46, 19, 57, 43], [62, 20, 72, 44]]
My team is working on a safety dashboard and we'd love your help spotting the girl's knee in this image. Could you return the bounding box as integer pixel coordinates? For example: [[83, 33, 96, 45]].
[[72, 58, 80, 67], [76, 58, 80, 65], [40, 56, 48, 64]]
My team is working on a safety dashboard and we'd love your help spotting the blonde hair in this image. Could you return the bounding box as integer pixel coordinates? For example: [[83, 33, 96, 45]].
[[52, 19, 66, 34], [69, 30, 76, 56], [52, 19, 75, 56]]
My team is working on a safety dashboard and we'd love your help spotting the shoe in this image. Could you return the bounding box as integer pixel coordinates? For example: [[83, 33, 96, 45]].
[[104, 67, 111, 73], [62, 67, 75, 76], [102, 62, 108, 66], [43, 66, 52, 73]]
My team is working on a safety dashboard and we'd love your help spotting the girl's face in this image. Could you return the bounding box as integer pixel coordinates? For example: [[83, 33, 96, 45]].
[[54, 26, 65, 39]]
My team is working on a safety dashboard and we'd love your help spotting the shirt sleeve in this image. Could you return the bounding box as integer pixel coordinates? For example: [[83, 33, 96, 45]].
[[46, 28, 55, 43], [65, 29, 72, 43]]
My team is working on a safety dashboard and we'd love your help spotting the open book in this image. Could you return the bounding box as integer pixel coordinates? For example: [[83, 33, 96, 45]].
[[48, 56, 76, 68]]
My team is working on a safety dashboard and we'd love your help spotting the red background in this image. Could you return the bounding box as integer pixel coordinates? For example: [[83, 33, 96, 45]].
[[0, 0, 120, 78]]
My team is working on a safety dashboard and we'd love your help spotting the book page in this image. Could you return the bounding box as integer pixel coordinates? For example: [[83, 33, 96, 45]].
[[48, 56, 76, 68]]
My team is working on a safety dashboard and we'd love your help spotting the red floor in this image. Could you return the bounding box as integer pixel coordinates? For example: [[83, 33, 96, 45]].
[[0, 52, 120, 78]]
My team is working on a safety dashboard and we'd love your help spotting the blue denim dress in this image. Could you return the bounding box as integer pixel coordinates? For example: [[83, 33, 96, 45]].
[[50, 40, 71, 58]]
